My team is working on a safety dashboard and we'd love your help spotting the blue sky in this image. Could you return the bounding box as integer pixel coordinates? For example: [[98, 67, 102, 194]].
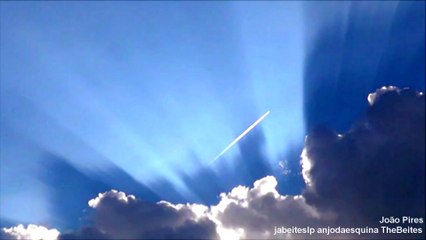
[[1, 1, 424, 236], [1, 1, 305, 227]]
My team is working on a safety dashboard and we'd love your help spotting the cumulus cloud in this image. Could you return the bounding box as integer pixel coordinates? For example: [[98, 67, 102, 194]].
[[2, 87, 424, 240], [302, 87, 425, 229], [81, 189, 218, 239], [3, 176, 320, 240], [1, 224, 60, 240], [62, 176, 323, 240], [210, 176, 323, 239]]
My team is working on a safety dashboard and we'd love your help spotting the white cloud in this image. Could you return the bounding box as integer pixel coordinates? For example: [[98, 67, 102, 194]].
[[210, 176, 321, 239], [69, 176, 322, 240], [88, 189, 136, 208], [1, 224, 60, 240]]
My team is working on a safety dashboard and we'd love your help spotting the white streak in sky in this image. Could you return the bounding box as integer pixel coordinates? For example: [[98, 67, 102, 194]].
[[210, 111, 270, 165]]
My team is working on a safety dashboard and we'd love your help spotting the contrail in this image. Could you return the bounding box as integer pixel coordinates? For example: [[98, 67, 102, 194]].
[[210, 110, 270, 165]]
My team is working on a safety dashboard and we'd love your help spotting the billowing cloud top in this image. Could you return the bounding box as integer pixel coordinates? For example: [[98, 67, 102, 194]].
[[88, 189, 136, 208]]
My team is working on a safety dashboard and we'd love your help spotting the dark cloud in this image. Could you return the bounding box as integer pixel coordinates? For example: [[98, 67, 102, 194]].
[[302, 87, 425, 233]]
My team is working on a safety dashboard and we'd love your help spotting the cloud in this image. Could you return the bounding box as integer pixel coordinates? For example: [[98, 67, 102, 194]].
[[210, 176, 323, 239], [60, 176, 323, 240], [2, 87, 424, 240], [1, 224, 60, 240], [302, 87, 425, 229], [82, 189, 218, 239]]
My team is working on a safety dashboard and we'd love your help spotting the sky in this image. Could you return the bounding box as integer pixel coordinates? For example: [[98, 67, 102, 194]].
[[0, 1, 425, 240], [1, 1, 305, 223]]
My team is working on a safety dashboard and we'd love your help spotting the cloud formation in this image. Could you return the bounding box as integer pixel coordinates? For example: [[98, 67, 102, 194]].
[[210, 176, 322, 239], [65, 176, 322, 240], [81, 189, 218, 239], [302, 87, 425, 229], [2, 87, 425, 240]]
